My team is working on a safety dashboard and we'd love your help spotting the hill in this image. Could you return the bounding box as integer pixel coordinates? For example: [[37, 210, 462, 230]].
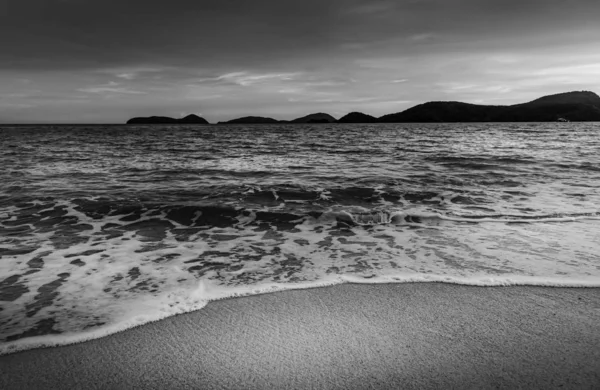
[[378, 91, 600, 122], [338, 112, 378, 123], [219, 116, 281, 124], [290, 113, 337, 123], [177, 114, 210, 124]]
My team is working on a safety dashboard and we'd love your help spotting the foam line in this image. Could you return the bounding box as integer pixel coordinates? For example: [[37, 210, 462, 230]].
[[2, 196, 600, 357], [328, 210, 600, 226], [2, 274, 599, 356]]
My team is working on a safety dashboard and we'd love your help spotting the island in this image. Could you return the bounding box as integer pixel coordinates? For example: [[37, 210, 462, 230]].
[[125, 91, 600, 125], [126, 114, 209, 124], [379, 91, 600, 122], [291, 113, 337, 123], [218, 116, 281, 124], [338, 112, 378, 123]]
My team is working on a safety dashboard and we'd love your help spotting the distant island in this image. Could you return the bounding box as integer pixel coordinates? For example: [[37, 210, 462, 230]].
[[126, 114, 209, 124], [218, 116, 281, 124], [290, 113, 337, 123], [126, 91, 600, 124], [216, 112, 337, 124], [338, 112, 378, 123], [379, 91, 600, 122]]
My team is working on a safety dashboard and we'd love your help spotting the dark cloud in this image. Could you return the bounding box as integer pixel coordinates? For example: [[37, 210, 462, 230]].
[[0, 0, 344, 70], [3, 0, 598, 70]]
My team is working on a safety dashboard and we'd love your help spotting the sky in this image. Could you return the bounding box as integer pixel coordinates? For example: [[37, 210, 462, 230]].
[[1, 0, 599, 123]]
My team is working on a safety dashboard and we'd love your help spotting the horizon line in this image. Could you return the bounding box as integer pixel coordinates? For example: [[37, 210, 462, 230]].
[[1, 89, 597, 125]]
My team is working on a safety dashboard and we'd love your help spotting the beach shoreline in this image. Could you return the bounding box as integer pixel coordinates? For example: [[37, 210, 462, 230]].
[[1, 282, 599, 389]]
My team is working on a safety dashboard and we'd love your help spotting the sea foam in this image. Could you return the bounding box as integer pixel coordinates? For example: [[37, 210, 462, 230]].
[[2, 202, 600, 355]]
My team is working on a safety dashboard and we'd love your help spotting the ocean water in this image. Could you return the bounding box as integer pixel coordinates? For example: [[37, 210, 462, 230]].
[[1, 122, 599, 354]]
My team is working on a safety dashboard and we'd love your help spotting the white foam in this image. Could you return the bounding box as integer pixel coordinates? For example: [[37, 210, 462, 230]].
[[2, 271, 599, 356], [2, 202, 600, 356]]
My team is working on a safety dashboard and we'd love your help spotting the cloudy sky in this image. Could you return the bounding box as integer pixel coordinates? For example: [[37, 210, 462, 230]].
[[1, 0, 599, 123]]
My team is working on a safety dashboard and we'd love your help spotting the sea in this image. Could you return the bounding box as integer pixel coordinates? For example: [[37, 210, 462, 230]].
[[1, 122, 599, 354]]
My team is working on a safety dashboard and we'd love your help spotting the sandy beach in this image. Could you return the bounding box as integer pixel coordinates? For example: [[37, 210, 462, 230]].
[[1, 283, 599, 389]]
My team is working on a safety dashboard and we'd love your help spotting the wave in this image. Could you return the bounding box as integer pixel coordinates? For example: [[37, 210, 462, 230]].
[[2, 204, 600, 356], [332, 210, 600, 226], [426, 155, 537, 165], [548, 163, 600, 172], [3, 196, 599, 237], [3, 122, 600, 356]]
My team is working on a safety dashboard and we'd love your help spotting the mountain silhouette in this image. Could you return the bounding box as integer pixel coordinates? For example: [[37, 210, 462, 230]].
[[338, 112, 377, 123], [125, 91, 600, 124], [219, 116, 281, 124], [126, 114, 209, 124], [379, 91, 600, 122], [177, 114, 210, 124], [290, 113, 337, 123]]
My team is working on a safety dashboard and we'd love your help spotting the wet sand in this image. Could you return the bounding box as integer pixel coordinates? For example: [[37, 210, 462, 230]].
[[1, 283, 600, 389]]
